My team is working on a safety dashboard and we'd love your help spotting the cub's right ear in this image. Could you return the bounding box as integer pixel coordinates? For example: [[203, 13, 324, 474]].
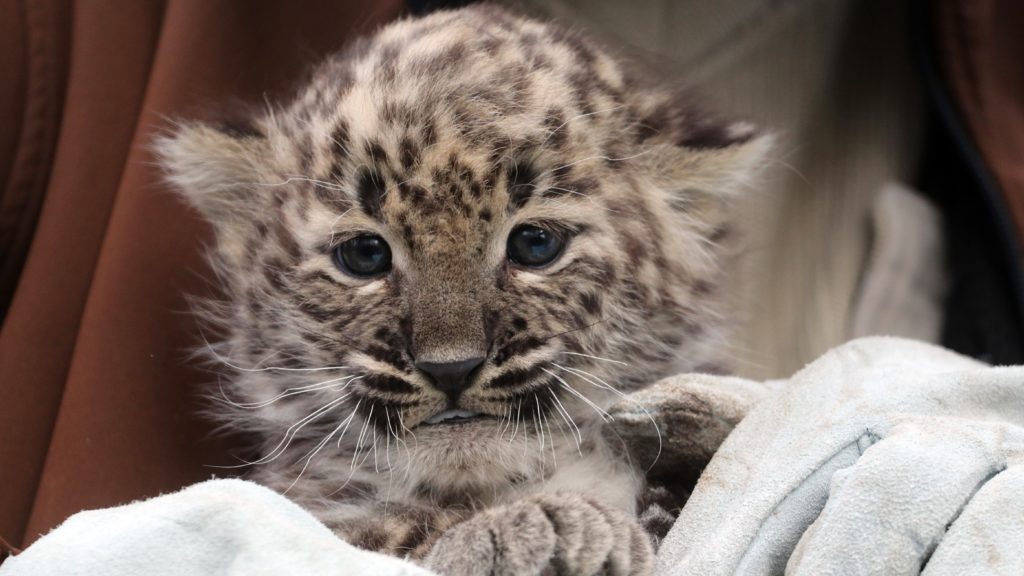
[[154, 120, 272, 223]]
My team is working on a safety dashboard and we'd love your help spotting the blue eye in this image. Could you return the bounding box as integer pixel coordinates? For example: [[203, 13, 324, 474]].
[[507, 225, 565, 268], [335, 235, 392, 277]]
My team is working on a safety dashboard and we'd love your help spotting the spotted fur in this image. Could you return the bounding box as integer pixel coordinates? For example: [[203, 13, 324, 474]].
[[157, 5, 769, 575]]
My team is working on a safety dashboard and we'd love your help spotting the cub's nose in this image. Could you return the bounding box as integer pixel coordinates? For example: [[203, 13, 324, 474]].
[[416, 356, 485, 401]]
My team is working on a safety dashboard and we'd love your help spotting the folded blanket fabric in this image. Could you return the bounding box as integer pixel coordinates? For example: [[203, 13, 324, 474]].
[[0, 479, 432, 576]]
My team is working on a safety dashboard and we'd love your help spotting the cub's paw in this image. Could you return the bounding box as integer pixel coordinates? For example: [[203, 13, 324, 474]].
[[424, 492, 653, 576], [604, 373, 767, 476]]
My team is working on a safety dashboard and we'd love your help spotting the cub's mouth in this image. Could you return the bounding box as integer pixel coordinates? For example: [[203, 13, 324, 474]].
[[423, 409, 492, 426]]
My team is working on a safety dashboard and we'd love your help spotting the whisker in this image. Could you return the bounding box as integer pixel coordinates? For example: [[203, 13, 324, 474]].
[[541, 367, 613, 422], [203, 339, 349, 374], [560, 351, 628, 366], [384, 409, 395, 472], [389, 408, 411, 460], [534, 401, 545, 452], [543, 412, 558, 469], [397, 410, 418, 447], [502, 402, 515, 439], [254, 175, 347, 192], [541, 186, 620, 213], [538, 317, 608, 344], [218, 375, 358, 409], [553, 364, 626, 398], [324, 400, 367, 498], [284, 401, 359, 494], [555, 364, 663, 472], [547, 388, 583, 455], [383, 416, 395, 515], [371, 427, 380, 474], [559, 381, 614, 423], [509, 398, 523, 444], [334, 399, 363, 448], [353, 404, 375, 464], [210, 393, 351, 469], [497, 402, 512, 441]]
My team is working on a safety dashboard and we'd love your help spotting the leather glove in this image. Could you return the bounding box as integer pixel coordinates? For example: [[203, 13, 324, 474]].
[[653, 337, 1024, 575]]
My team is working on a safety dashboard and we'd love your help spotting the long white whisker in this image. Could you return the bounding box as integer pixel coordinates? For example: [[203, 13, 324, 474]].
[[333, 400, 362, 448], [509, 398, 523, 444], [384, 409, 395, 472], [397, 410, 417, 447], [541, 367, 613, 422], [203, 340, 349, 374], [543, 412, 558, 469], [534, 401, 545, 452], [318, 400, 364, 498], [383, 429, 394, 515], [284, 400, 358, 494], [556, 364, 663, 471], [371, 428, 380, 474], [560, 381, 614, 422], [390, 408, 411, 457], [353, 404, 374, 467], [211, 394, 350, 469], [553, 364, 618, 391], [499, 402, 514, 440], [328, 406, 378, 498], [219, 375, 357, 409], [547, 388, 583, 455], [255, 175, 347, 191], [560, 351, 629, 366]]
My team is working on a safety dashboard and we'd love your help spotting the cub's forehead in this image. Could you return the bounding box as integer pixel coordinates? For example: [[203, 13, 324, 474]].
[[351, 4, 626, 108], [266, 5, 630, 201]]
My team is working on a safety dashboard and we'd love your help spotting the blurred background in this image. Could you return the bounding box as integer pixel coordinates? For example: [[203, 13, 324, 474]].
[[2, 0, 1022, 559]]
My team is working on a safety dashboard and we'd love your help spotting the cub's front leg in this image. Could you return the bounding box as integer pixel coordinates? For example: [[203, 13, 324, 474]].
[[424, 492, 653, 576]]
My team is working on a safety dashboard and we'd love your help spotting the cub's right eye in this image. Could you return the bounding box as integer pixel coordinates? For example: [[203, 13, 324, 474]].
[[334, 235, 392, 278]]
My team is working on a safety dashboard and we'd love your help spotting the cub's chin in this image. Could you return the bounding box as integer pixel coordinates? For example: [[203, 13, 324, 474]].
[[402, 416, 545, 493]]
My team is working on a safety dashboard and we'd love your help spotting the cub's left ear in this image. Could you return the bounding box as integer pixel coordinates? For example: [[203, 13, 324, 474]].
[[648, 132, 772, 200], [632, 95, 773, 209], [154, 119, 272, 224]]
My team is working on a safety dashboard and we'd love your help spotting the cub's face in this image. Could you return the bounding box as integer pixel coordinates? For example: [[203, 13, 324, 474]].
[[159, 6, 767, 495]]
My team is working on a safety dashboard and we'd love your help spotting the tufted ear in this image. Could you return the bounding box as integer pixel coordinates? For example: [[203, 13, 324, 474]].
[[154, 120, 272, 223], [643, 133, 773, 211], [629, 89, 773, 210]]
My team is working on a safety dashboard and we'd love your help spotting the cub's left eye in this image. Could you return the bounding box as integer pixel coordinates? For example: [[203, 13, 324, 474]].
[[334, 235, 392, 278], [507, 225, 565, 268]]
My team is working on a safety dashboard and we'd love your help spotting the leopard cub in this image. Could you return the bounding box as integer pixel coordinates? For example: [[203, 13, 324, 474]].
[[158, 4, 768, 575]]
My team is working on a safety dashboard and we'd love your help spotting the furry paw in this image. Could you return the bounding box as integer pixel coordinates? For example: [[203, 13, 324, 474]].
[[603, 373, 767, 476], [424, 492, 653, 576]]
